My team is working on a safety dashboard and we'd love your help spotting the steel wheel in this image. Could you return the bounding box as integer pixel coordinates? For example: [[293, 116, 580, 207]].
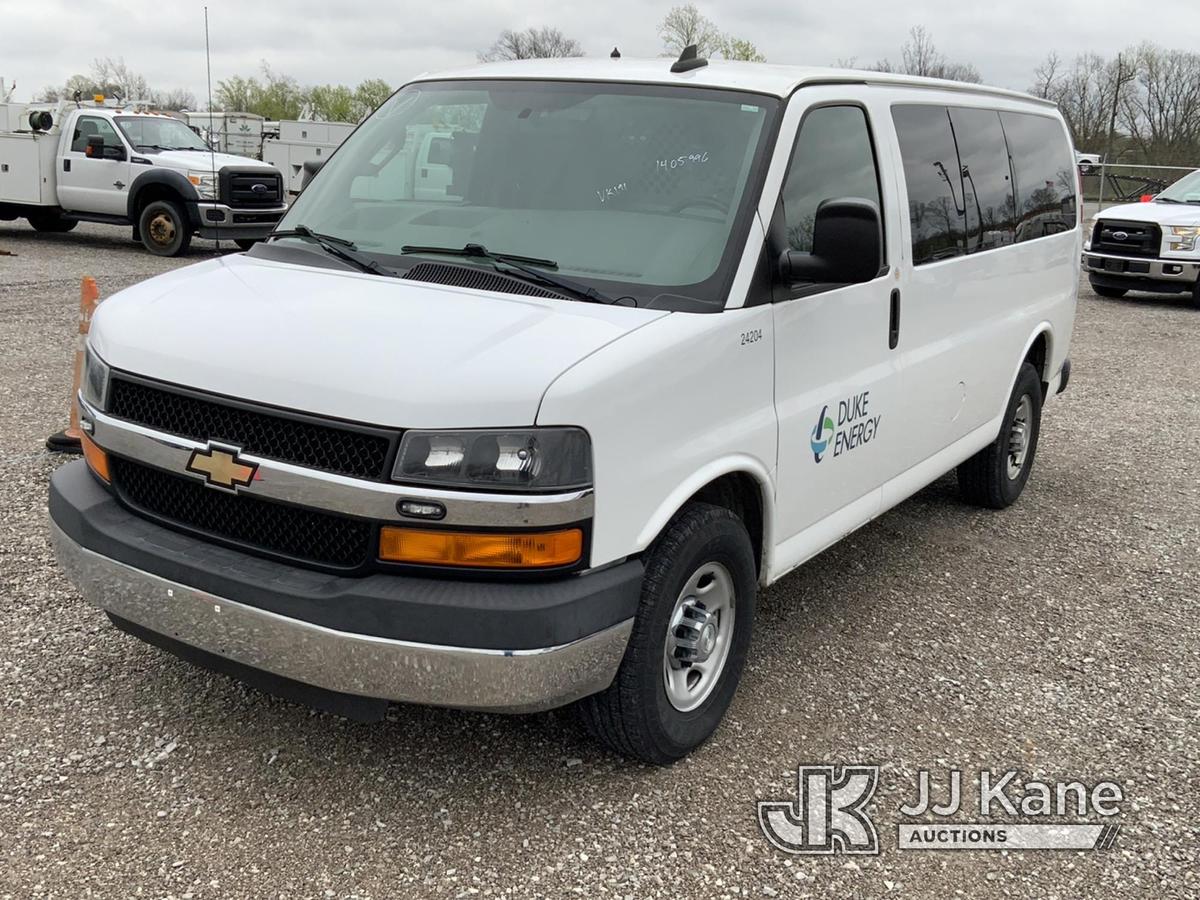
[[662, 561, 736, 713], [1006, 394, 1033, 480], [147, 213, 176, 247]]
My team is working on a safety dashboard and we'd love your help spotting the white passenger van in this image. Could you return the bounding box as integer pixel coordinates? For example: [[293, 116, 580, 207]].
[[49, 54, 1079, 764]]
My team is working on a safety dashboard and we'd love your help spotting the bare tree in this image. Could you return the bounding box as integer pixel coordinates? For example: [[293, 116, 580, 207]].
[[659, 4, 723, 58], [478, 27, 584, 62], [1121, 43, 1200, 166], [876, 26, 982, 83]]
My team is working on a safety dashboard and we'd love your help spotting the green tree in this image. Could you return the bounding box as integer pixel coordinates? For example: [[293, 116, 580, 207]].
[[720, 37, 765, 62], [353, 78, 393, 118], [306, 84, 357, 122]]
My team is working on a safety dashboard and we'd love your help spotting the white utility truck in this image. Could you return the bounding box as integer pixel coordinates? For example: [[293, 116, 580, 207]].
[[1083, 168, 1200, 305], [262, 119, 356, 194], [0, 96, 286, 255], [182, 111, 266, 159], [50, 55, 1079, 763]]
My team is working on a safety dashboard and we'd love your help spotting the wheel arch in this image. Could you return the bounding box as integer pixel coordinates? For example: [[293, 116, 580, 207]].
[[1013, 323, 1054, 399], [126, 170, 198, 223], [634, 457, 774, 585]]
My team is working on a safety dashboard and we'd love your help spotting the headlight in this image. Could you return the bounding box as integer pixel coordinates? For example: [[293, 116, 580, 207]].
[[81, 345, 110, 411], [1168, 225, 1199, 251], [393, 428, 592, 492], [186, 170, 218, 200]]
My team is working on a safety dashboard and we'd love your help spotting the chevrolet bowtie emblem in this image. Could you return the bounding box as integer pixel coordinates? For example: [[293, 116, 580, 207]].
[[185, 443, 258, 491]]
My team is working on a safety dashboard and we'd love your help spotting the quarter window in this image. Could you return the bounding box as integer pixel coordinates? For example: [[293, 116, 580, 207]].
[[781, 105, 882, 254], [1000, 112, 1077, 241], [892, 105, 965, 264]]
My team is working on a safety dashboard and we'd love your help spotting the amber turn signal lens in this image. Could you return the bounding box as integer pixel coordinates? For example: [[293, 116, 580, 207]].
[[379, 526, 583, 569], [81, 432, 110, 482]]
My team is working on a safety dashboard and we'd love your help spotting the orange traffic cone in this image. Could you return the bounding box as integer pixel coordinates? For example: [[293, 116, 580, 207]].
[[46, 277, 101, 454]]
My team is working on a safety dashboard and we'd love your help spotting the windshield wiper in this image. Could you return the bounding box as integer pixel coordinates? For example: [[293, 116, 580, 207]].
[[1155, 196, 1182, 203], [268, 226, 398, 278], [400, 243, 618, 304]]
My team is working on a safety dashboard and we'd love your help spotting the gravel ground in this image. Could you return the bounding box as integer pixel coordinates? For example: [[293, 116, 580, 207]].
[[1, 221, 1197, 899]]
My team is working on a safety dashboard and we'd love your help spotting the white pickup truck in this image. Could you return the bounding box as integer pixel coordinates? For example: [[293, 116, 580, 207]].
[[0, 97, 287, 255], [1084, 169, 1200, 306]]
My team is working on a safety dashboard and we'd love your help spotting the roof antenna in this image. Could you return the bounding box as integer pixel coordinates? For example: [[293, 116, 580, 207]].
[[610, 47, 621, 58], [670, 44, 708, 74]]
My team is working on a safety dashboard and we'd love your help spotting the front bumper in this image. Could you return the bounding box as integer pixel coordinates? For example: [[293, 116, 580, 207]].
[[1083, 251, 1200, 286], [49, 462, 641, 713], [188, 201, 287, 241]]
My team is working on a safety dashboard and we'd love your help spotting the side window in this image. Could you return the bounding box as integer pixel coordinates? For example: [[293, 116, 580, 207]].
[[892, 105, 964, 264], [949, 108, 1016, 252], [1000, 112, 1077, 241], [781, 105, 882, 254], [70, 116, 120, 153]]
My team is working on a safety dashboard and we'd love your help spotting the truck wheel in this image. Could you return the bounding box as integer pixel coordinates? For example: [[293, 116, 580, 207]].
[[27, 213, 78, 233], [577, 503, 757, 765], [957, 363, 1043, 509], [139, 200, 192, 257], [234, 238, 259, 251], [1191, 282, 1200, 309], [1088, 278, 1127, 298]]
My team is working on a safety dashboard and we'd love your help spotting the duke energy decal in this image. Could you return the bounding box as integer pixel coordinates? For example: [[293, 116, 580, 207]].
[[810, 391, 882, 463]]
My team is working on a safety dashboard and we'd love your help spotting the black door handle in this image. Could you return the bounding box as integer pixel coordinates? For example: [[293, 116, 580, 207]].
[[889, 289, 901, 350]]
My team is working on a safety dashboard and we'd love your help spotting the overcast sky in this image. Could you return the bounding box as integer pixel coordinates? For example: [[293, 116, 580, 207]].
[[2, 0, 1196, 104]]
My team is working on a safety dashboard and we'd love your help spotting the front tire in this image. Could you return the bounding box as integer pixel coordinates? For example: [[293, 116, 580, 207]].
[[138, 200, 191, 257], [577, 503, 757, 764], [1089, 278, 1127, 298], [957, 363, 1043, 509]]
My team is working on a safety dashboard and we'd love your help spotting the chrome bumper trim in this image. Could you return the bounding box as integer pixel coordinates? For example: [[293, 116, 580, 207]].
[[80, 397, 593, 528], [1083, 252, 1200, 283], [52, 522, 630, 713]]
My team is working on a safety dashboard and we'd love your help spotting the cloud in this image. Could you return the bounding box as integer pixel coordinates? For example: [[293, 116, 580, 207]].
[[0, 0, 1190, 104]]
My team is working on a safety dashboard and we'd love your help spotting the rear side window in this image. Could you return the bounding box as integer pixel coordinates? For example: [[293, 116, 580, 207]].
[[781, 105, 882, 253], [949, 108, 1016, 252], [1000, 112, 1077, 241], [891, 105, 964, 264]]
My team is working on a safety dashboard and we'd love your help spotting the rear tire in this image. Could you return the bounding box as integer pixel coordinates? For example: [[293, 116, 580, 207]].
[[957, 363, 1043, 509], [1089, 278, 1127, 298], [576, 503, 757, 765], [138, 199, 191, 257], [27, 212, 77, 233]]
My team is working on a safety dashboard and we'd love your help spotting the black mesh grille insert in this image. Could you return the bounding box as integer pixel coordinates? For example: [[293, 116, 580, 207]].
[[108, 377, 392, 480], [1091, 220, 1161, 258], [111, 458, 373, 569], [403, 262, 565, 299]]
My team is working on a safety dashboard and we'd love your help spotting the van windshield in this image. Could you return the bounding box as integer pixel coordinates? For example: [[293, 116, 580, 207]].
[[273, 80, 778, 307]]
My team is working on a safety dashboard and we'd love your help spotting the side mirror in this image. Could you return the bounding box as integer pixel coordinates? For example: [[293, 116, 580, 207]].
[[300, 158, 325, 190], [84, 134, 104, 157], [780, 198, 884, 286]]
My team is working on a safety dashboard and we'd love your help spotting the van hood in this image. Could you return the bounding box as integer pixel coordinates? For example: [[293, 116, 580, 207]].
[[88, 254, 668, 428], [1094, 200, 1200, 227], [146, 149, 274, 173]]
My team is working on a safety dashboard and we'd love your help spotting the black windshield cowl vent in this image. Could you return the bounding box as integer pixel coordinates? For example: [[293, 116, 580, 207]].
[[671, 44, 708, 74], [402, 262, 567, 300]]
